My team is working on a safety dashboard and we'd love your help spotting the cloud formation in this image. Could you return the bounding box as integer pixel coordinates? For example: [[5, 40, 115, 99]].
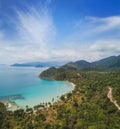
[[88, 16, 120, 33], [16, 6, 55, 46], [0, 3, 56, 63], [0, 2, 120, 64]]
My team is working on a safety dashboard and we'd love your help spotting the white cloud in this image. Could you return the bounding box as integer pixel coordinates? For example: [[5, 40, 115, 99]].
[[89, 16, 120, 33], [0, 3, 56, 64], [89, 39, 120, 59], [58, 39, 120, 62], [0, 38, 120, 64], [0, 4, 120, 65], [16, 6, 56, 49], [59, 16, 120, 61], [0, 44, 51, 63], [74, 16, 120, 39]]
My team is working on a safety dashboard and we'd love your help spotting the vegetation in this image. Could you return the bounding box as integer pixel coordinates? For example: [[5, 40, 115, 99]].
[[0, 68, 120, 128], [60, 55, 120, 71]]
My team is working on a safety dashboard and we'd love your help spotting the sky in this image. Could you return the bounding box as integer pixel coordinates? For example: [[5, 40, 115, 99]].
[[0, 0, 120, 64]]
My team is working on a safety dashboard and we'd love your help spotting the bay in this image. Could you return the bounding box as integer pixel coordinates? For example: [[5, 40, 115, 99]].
[[0, 66, 73, 110]]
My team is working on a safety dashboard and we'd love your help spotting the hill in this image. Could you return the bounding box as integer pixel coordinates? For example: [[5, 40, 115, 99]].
[[11, 55, 120, 70], [91, 56, 120, 70], [61, 62, 79, 70], [75, 60, 91, 67], [60, 55, 120, 71]]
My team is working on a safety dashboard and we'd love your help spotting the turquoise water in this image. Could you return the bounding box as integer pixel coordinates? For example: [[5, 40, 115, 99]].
[[0, 66, 73, 109]]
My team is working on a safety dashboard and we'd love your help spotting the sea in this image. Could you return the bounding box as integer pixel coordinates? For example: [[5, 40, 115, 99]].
[[0, 65, 73, 110]]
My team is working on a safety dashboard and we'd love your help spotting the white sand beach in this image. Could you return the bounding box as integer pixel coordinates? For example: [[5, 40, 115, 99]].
[[0, 99, 19, 111]]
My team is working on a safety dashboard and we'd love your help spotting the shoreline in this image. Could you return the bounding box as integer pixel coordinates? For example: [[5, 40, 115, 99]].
[[0, 98, 19, 111], [0, 80, 75, 111], [66, 81, 76, 89], [70, 82, 76, 88]]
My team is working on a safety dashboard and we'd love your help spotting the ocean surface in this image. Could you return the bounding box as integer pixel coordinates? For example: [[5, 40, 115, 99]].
[[0, 66, 73, 110]]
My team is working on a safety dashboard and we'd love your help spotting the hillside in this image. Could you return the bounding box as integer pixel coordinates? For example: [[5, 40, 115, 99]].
[[39, 55, 120, 79], [91, 56, 120, 70], [61, 62, 79, 70], [75, 60, 91, 67], [60, 55, 120, 71]]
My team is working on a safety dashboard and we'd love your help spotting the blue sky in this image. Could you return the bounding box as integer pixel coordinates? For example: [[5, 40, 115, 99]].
[[0, 0, 120, 64]]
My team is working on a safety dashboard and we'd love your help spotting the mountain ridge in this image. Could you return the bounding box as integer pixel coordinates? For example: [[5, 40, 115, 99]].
[[40, 55, 120, 79], [62, 55, 120, 71]]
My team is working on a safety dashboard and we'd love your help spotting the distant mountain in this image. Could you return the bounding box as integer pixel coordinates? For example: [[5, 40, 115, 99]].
[[91, 56, 120, 70], [12, 55, 120, 70], [39, 55, 120, 79], [75, 60, 91, 67], [11, 61, 65, 68], [61, 60, 91, 70], [59, 55, 120, 71], [61, 62, 79, 70]]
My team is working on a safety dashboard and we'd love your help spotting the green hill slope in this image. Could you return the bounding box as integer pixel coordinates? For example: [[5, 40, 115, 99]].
[[59, 55, 120, 71]]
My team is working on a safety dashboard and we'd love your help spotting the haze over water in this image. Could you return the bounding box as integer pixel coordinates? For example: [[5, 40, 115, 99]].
[[0, 66, 73, 109]]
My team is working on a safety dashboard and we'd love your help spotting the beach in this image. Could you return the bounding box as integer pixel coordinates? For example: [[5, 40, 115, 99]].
[[0, 66, 74, 111], [66, 81, 76, 89], [0, 98, 19, 111]]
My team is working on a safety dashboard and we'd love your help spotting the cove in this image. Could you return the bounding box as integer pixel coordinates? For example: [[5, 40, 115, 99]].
[[0, 66, 73, 110]]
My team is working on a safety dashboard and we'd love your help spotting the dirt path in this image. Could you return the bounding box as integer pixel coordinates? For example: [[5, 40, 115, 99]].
[[107, 87, 120, 110]]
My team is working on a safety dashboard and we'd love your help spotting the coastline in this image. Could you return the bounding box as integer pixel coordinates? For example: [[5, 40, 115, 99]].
[[0, 81, 74, 111], [1, 81, 75, 111], [66, 81, 76, 89], [0, 98, 19, 111]]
